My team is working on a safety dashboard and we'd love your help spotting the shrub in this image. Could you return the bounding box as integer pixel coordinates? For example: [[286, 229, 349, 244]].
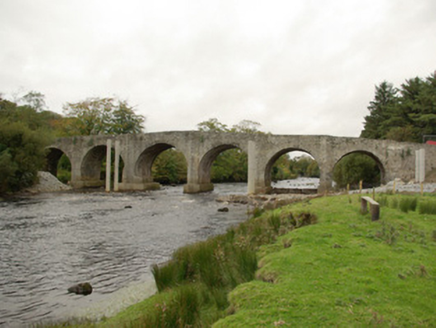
[[0, 121, 49, 193]]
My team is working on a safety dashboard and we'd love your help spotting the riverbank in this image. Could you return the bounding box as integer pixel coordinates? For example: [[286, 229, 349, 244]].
[[7, 175, 436, 326], [37, 192, 436, 327], [214, 193, 436, 327]]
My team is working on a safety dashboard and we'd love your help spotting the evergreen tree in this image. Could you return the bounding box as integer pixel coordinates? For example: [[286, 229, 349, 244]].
[[361, 71, 436, 142], [361, 81, 398, 139]]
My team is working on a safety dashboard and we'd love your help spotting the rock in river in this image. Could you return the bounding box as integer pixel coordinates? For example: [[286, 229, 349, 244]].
[[68, 282, 93, 296]]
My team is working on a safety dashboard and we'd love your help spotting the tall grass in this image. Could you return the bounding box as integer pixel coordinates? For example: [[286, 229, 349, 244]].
[[147, 209, 317, 327], [399, 197, 418, 213], [382, 195, 418, 213], [419, 200, 436, 215], [140, 284, 201, 328]]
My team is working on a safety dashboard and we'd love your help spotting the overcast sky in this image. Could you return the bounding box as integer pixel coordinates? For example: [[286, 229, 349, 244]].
[[1, 0, 435, 136]]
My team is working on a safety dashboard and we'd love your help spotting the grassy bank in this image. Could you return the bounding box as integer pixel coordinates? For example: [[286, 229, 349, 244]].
[[215, 193, 436, 327], [38, 193, 436, 327]]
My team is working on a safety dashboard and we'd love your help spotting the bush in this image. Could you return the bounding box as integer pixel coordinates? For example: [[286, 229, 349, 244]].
[[0, 121, 49, 193]]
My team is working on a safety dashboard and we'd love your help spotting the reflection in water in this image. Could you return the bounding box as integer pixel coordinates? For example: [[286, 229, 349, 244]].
[[0, 184, 249, 327]]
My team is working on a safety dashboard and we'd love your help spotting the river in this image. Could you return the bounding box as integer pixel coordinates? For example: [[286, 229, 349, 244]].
[[0, 178, 319, 328]]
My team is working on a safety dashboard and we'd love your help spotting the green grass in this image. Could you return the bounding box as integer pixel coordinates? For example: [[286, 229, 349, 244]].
[[37, 194, 436, 327], [214, 194, 436, 327]]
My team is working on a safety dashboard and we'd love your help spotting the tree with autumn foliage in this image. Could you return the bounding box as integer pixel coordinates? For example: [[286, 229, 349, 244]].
[[63, 97, 145, 135]]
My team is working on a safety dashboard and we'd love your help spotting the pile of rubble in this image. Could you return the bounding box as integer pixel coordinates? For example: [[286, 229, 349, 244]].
[[25, 171, 72, 193]]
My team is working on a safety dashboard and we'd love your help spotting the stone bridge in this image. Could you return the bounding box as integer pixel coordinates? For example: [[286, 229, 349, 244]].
[[46, 131, 436, 194]]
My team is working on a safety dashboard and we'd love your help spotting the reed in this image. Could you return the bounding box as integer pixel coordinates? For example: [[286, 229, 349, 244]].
[[147, 208, 317, 327], [399, 197, 418, 213], [419, 199, 436, 215]]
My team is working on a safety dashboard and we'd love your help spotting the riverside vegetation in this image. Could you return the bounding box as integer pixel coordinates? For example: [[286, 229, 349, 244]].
[[37, 193, 436, 327]]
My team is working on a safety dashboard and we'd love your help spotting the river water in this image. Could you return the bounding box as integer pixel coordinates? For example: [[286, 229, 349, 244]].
[[0, 178, 319, 328], [0, 183, 253, 328]]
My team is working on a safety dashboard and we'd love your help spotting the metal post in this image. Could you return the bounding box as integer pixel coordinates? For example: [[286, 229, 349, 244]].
[[105, 139, 112, 192]]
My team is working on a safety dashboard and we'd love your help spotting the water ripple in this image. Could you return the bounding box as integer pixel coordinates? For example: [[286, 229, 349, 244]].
[[0, 184, 248, 327]]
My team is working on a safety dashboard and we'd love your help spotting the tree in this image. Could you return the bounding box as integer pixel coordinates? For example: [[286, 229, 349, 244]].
[[361, 81, 398, 140], [0, 120, 49, 193], [20, 91, 47, 112], [361, 71, 436, 142], [0, 95, 66, 193], [1, 93, 64, 135], [333, 153, 380, 189], [197, 118, 229, 132], [230, 120, 263, 134], [271, 154, 295, 181], [197, 118, 264, 134], [63, 97, 145, 135], [152, 149, 187, 184]]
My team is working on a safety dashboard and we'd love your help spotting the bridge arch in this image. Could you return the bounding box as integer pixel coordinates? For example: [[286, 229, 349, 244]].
[[198, 144, 244, 184], [45, 147, 72, 178], [80, 144, 126, 188], [135, 143, 188, 184], [333, 150, 386, 188], [81, 145, 107, 186], [264, 147, 319, 190]]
